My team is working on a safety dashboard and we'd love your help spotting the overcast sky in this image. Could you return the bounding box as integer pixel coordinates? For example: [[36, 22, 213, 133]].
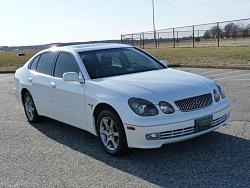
[[1, 0, 250, 46]]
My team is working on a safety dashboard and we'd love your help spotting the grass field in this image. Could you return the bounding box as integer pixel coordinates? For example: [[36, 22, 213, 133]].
[[0, 46, 250, 71], [146, 46, 250, 67], [0, 50, 38, 71]]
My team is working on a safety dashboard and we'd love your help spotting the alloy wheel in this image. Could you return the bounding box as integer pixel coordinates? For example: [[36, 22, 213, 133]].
[[99, 117, 119, 151], [24, 95, 35, 121]]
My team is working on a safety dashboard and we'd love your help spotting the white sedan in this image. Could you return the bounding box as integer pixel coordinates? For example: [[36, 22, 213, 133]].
[[14, 43, 231, 155]]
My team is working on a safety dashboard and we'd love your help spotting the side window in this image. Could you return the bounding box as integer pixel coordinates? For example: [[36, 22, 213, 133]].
[[54, 52, 80, 78], [36, 52, 57, 75], [30, 55, 40, 70]]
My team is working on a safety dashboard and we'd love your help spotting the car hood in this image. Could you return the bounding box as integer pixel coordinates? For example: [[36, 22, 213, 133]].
[[94, 68, 215, 103]]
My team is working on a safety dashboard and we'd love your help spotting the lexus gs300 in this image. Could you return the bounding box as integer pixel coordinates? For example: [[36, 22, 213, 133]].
[[14, 43, 231, 155]]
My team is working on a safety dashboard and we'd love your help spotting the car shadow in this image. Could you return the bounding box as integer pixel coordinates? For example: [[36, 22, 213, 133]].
[[30, 118, 250, 187]]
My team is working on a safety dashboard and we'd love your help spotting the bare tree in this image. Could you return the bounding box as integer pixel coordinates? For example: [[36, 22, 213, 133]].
[[203, 25, 223, 39], [242, 29, 249, 37], [203, 30, 212, 39], [224, 23, 240, 38], [243, 23, 250, 37]]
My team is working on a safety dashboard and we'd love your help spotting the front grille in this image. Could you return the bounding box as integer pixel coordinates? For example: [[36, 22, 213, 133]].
[[175, 93, 212, 112], [159, 114, 228, 140]]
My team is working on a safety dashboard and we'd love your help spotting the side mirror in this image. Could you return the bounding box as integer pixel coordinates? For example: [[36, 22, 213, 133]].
[[63, 72, 84, 83], [160, 60, 168, 68]]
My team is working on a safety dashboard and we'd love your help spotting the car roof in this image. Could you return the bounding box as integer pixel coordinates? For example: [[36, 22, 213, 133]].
[[42, 43, 132, 54]]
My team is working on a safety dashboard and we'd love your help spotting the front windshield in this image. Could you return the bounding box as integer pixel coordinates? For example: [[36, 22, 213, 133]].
[[78, 47, 165, 79]]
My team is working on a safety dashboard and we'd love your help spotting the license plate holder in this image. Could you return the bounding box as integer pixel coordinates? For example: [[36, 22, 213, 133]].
[[195, 115, 213, 132]]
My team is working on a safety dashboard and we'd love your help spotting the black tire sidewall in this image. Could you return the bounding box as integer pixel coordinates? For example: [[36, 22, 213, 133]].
[[23, 92, 39, 122], [97, 109, 128, 156]]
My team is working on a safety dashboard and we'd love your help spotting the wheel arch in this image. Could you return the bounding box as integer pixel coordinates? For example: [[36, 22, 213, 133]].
[[93, 103, 123, 132]]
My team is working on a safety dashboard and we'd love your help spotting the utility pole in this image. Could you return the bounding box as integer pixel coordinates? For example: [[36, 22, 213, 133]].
[[152, 0, 157, 48]]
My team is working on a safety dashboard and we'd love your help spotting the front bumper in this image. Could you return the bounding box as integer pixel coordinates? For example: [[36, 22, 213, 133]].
[[124, 104, 231, 149]]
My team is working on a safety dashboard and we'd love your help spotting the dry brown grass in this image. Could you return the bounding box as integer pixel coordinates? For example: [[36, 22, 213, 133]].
[[146, 46, 250, 67]]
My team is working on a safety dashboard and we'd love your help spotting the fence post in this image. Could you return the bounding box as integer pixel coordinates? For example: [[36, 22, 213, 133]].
[[217, 22, 220, 47], [121, 34, 123, 44], [157, 32, 160, 47], [173, 28, 176, 48], [192, 25, 195, 48], [142, 32, 145, 49], [140, 33, 142, 48], [154, 31, 157, 48], [131, 34, 134, 46]]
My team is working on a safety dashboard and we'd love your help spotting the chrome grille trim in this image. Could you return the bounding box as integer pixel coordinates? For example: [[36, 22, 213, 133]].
[[160, 114, 228, 140], [175, 93, 213, 112]]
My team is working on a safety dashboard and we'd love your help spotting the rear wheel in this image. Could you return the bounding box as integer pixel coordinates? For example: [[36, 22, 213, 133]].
[[97, 109, 128, 156], [23, 92, 40, 122]]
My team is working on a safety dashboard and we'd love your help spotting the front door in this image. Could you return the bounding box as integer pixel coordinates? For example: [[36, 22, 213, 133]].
[[50, 52, 86, 129]]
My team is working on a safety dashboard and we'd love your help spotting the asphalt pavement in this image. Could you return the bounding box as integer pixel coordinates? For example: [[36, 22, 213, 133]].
[[0, 68, 249, 187]]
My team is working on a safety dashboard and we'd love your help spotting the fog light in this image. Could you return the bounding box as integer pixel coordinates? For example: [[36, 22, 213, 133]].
[[145, 133, 160, 140]]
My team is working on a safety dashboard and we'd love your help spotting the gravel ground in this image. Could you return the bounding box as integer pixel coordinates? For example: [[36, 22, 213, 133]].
[[0, 68, 249, 187]]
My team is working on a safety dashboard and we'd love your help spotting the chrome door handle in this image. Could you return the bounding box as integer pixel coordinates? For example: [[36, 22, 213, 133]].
[[28, 77, 33, 82], [50, 82, 56, 88]]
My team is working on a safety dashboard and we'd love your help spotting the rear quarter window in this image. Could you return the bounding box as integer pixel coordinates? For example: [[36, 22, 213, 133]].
[[30, 55, 40, 70]]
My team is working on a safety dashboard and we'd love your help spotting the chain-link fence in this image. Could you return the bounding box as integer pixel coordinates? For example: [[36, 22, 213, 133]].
[[121, 18, 250, 48]]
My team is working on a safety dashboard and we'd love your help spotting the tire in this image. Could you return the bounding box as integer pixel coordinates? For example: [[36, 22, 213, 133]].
[[97, 109, 128, 156], [22, 92, 40, 123]]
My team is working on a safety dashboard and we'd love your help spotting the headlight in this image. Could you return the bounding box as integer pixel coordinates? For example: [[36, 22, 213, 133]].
[[213, 89, 220, 102], [159, 101, 175, 114], [128, 98, 159, 116], [216, 84, 226, 99]]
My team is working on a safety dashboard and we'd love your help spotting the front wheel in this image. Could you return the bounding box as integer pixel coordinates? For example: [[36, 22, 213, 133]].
[[97, 110, 128, 156]]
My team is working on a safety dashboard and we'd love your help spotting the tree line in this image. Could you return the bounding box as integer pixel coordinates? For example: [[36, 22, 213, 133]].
[[204, 22, 250, 39]]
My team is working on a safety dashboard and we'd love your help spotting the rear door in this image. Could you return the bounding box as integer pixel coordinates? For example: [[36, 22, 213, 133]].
[[28, 52, 58, 117], [50, 52, 86, 129]]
